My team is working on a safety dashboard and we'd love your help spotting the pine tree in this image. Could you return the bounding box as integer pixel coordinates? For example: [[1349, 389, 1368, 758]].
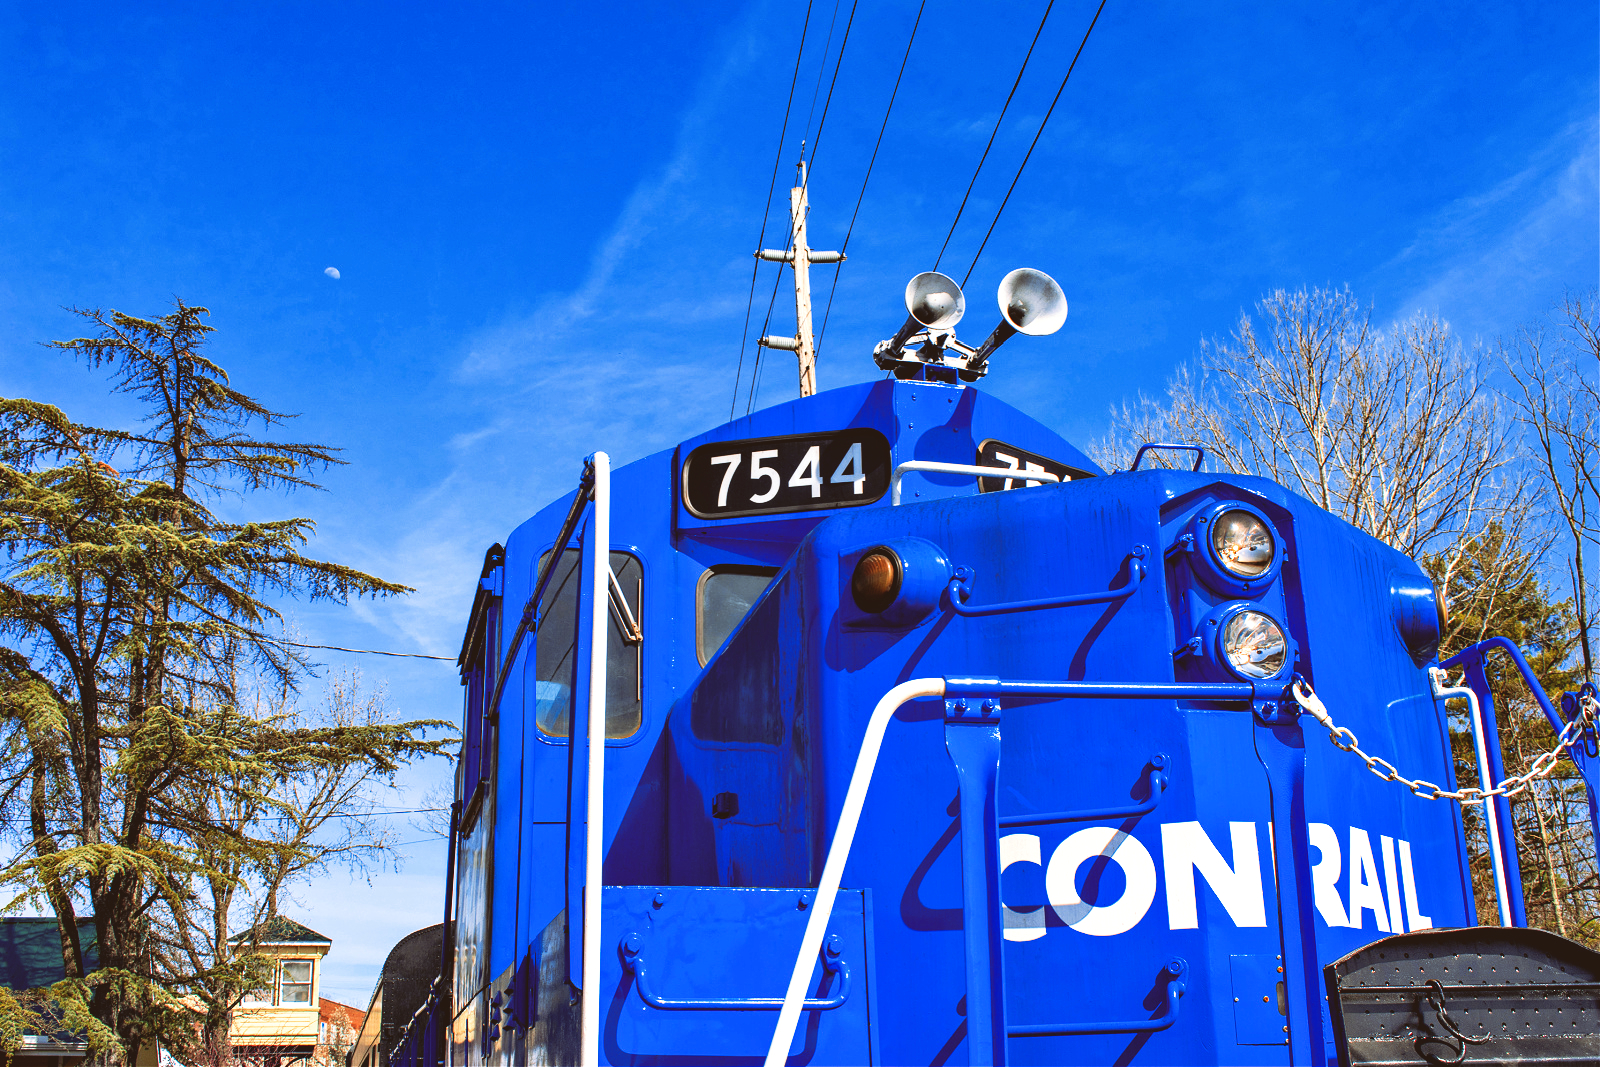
[[1429, 528, 1595, 944], [0, 302, 449, 1063]]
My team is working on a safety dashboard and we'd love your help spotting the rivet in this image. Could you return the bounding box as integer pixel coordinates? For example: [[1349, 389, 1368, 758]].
[[653, 892, 666, 909], [1263, 995, 1270, 1003], [798, 895, 808, 911]]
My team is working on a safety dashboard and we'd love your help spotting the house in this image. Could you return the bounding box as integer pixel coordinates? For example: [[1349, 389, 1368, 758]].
[[227, 917, 333, 1067], [314, 997, 364, 1066], [0, 917, 158, 1066]]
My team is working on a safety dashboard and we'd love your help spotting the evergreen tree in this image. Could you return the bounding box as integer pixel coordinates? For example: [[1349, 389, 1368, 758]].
[[1429, 528, 1595, 944], [0, 302, 449, 1063]]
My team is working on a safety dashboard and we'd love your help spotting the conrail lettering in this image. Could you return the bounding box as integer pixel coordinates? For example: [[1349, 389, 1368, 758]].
[[999, 821, 1432, 939]]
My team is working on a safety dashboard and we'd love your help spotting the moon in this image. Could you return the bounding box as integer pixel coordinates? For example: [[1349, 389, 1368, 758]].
[[324, 267, 341, 279]]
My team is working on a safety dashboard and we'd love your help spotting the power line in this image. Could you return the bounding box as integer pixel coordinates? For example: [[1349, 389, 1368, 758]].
[[267, 638, 452, 662], [961, 0, 1108, 288], [747, 224, 794, 414], [816, 0, 929, 356], [932, 0, 1057, 273], [731, 0, 817, 421], [801, 0, 843, 155], [751, 1, 857, 416], [802, 0, 859, 177], [267, 807, 448, 821]]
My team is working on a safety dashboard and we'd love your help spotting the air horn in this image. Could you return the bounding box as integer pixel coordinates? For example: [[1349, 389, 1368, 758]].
[[963, 268, 1069, 376], [876, 271, 966, 363]]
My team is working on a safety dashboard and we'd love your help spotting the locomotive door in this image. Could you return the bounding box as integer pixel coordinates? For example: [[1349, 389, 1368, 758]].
[[994, 698, 1295, 1067], [554, 528, 643, 989], [517, 543, 641, 971]]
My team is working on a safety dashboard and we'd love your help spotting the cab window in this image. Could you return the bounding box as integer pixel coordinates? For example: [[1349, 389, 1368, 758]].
[[696, 565, 778, 666], [534, 549, 643, 740]]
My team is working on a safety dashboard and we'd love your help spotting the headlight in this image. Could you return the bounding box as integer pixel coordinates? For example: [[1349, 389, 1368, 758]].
[[1211, 510, 1275, 578], [1222, 610, 1288, 679]]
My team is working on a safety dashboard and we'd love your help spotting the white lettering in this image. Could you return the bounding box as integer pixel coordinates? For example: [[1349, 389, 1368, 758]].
[[1381, 836, 1406, 934], [1399, 839, 1432, 930], [1045, 827, 1158, 937], [829, 442, 866, 495], [709, 454, 740, 508], [991, 822, 1425, 940], [1023, 460, 1047, 487], [1347, 827, 1391, 932], [1161, 822, 1267, 930], [992, 450, 1021, 490], [1308, 823, 1349, 927], [1000, 834, 1046, 942], [788, 446, 823, 498], [748, 450, 780, 503]]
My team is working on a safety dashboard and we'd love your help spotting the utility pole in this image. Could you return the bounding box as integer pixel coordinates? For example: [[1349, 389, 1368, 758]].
[[757, 160, 844, 398]]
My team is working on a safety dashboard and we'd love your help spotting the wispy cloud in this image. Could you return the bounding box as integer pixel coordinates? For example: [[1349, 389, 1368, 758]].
[[1390, 114, 1599, 335]]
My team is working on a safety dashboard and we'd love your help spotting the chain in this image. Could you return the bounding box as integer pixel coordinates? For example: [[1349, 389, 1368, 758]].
[[1290, 676, 1598, 806]]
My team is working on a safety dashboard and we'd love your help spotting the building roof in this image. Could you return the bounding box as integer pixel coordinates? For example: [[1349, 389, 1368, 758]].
[[229, 916, 332, 946], [319, 996, 366, 1030], [0, 918, 99, 989]]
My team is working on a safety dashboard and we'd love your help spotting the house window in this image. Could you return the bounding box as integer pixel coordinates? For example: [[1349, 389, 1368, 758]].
[[241, 981, 273, 1006], [280, 960, 313, 1004]]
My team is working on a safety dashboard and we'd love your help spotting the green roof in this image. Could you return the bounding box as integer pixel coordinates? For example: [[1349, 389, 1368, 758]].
[[229, 916, 331, 945]]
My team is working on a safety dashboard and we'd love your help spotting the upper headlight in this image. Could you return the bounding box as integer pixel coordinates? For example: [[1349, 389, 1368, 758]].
[[1222, 610, 1288, 679], [1211, 510, 1276, 578]]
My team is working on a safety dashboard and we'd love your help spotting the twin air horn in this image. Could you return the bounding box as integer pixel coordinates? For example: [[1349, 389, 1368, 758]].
[[873, 268, 1068, 381]]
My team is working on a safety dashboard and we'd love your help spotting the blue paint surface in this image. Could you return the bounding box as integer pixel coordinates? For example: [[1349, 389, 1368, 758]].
[[401, 377, 1579, 1066]]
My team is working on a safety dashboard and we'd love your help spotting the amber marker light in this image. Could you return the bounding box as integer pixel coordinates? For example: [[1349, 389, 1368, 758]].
[[851, 548, 903, 613]]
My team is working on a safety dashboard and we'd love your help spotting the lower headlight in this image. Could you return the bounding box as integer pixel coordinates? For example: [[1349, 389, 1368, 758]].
[[1222, 610, 1288, 679]]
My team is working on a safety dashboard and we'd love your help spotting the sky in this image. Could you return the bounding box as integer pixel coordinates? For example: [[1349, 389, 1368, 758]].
[[1, 0, 1596, 1005]]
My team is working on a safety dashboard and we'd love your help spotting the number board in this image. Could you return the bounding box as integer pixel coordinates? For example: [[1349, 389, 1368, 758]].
[[975, 439, 1084, 494], [681, 429, 892, 519]]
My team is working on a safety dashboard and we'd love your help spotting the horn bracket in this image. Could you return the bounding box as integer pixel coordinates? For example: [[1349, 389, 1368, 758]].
[[872, 331, 987, 381]]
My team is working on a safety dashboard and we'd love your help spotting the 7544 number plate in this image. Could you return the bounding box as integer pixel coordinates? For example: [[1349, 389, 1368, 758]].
[[681, 429, 892, 519]]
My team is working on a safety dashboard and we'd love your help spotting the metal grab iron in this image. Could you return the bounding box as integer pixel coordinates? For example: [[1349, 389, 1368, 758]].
[[622, 934, 852, 1011], [1128, 442, 1205, 472], [998, 754, 1169, 828], [1007, 959, 1188, 1037], [946, 545, 1148, 617]]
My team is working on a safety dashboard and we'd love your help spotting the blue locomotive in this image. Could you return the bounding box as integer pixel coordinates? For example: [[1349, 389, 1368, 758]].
[[378, 268, 1600, 1066]]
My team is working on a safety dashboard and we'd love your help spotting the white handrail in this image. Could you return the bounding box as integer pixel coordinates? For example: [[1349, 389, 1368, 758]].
[[1431, 669, 1512, 926], [890, 460, 1060, 505], [764, 677, 947, 1066], [580, 452, 610, 1067]]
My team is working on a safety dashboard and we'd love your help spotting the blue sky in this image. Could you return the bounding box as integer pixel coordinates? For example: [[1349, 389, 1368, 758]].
[[2, 1, 1595, 1004]]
